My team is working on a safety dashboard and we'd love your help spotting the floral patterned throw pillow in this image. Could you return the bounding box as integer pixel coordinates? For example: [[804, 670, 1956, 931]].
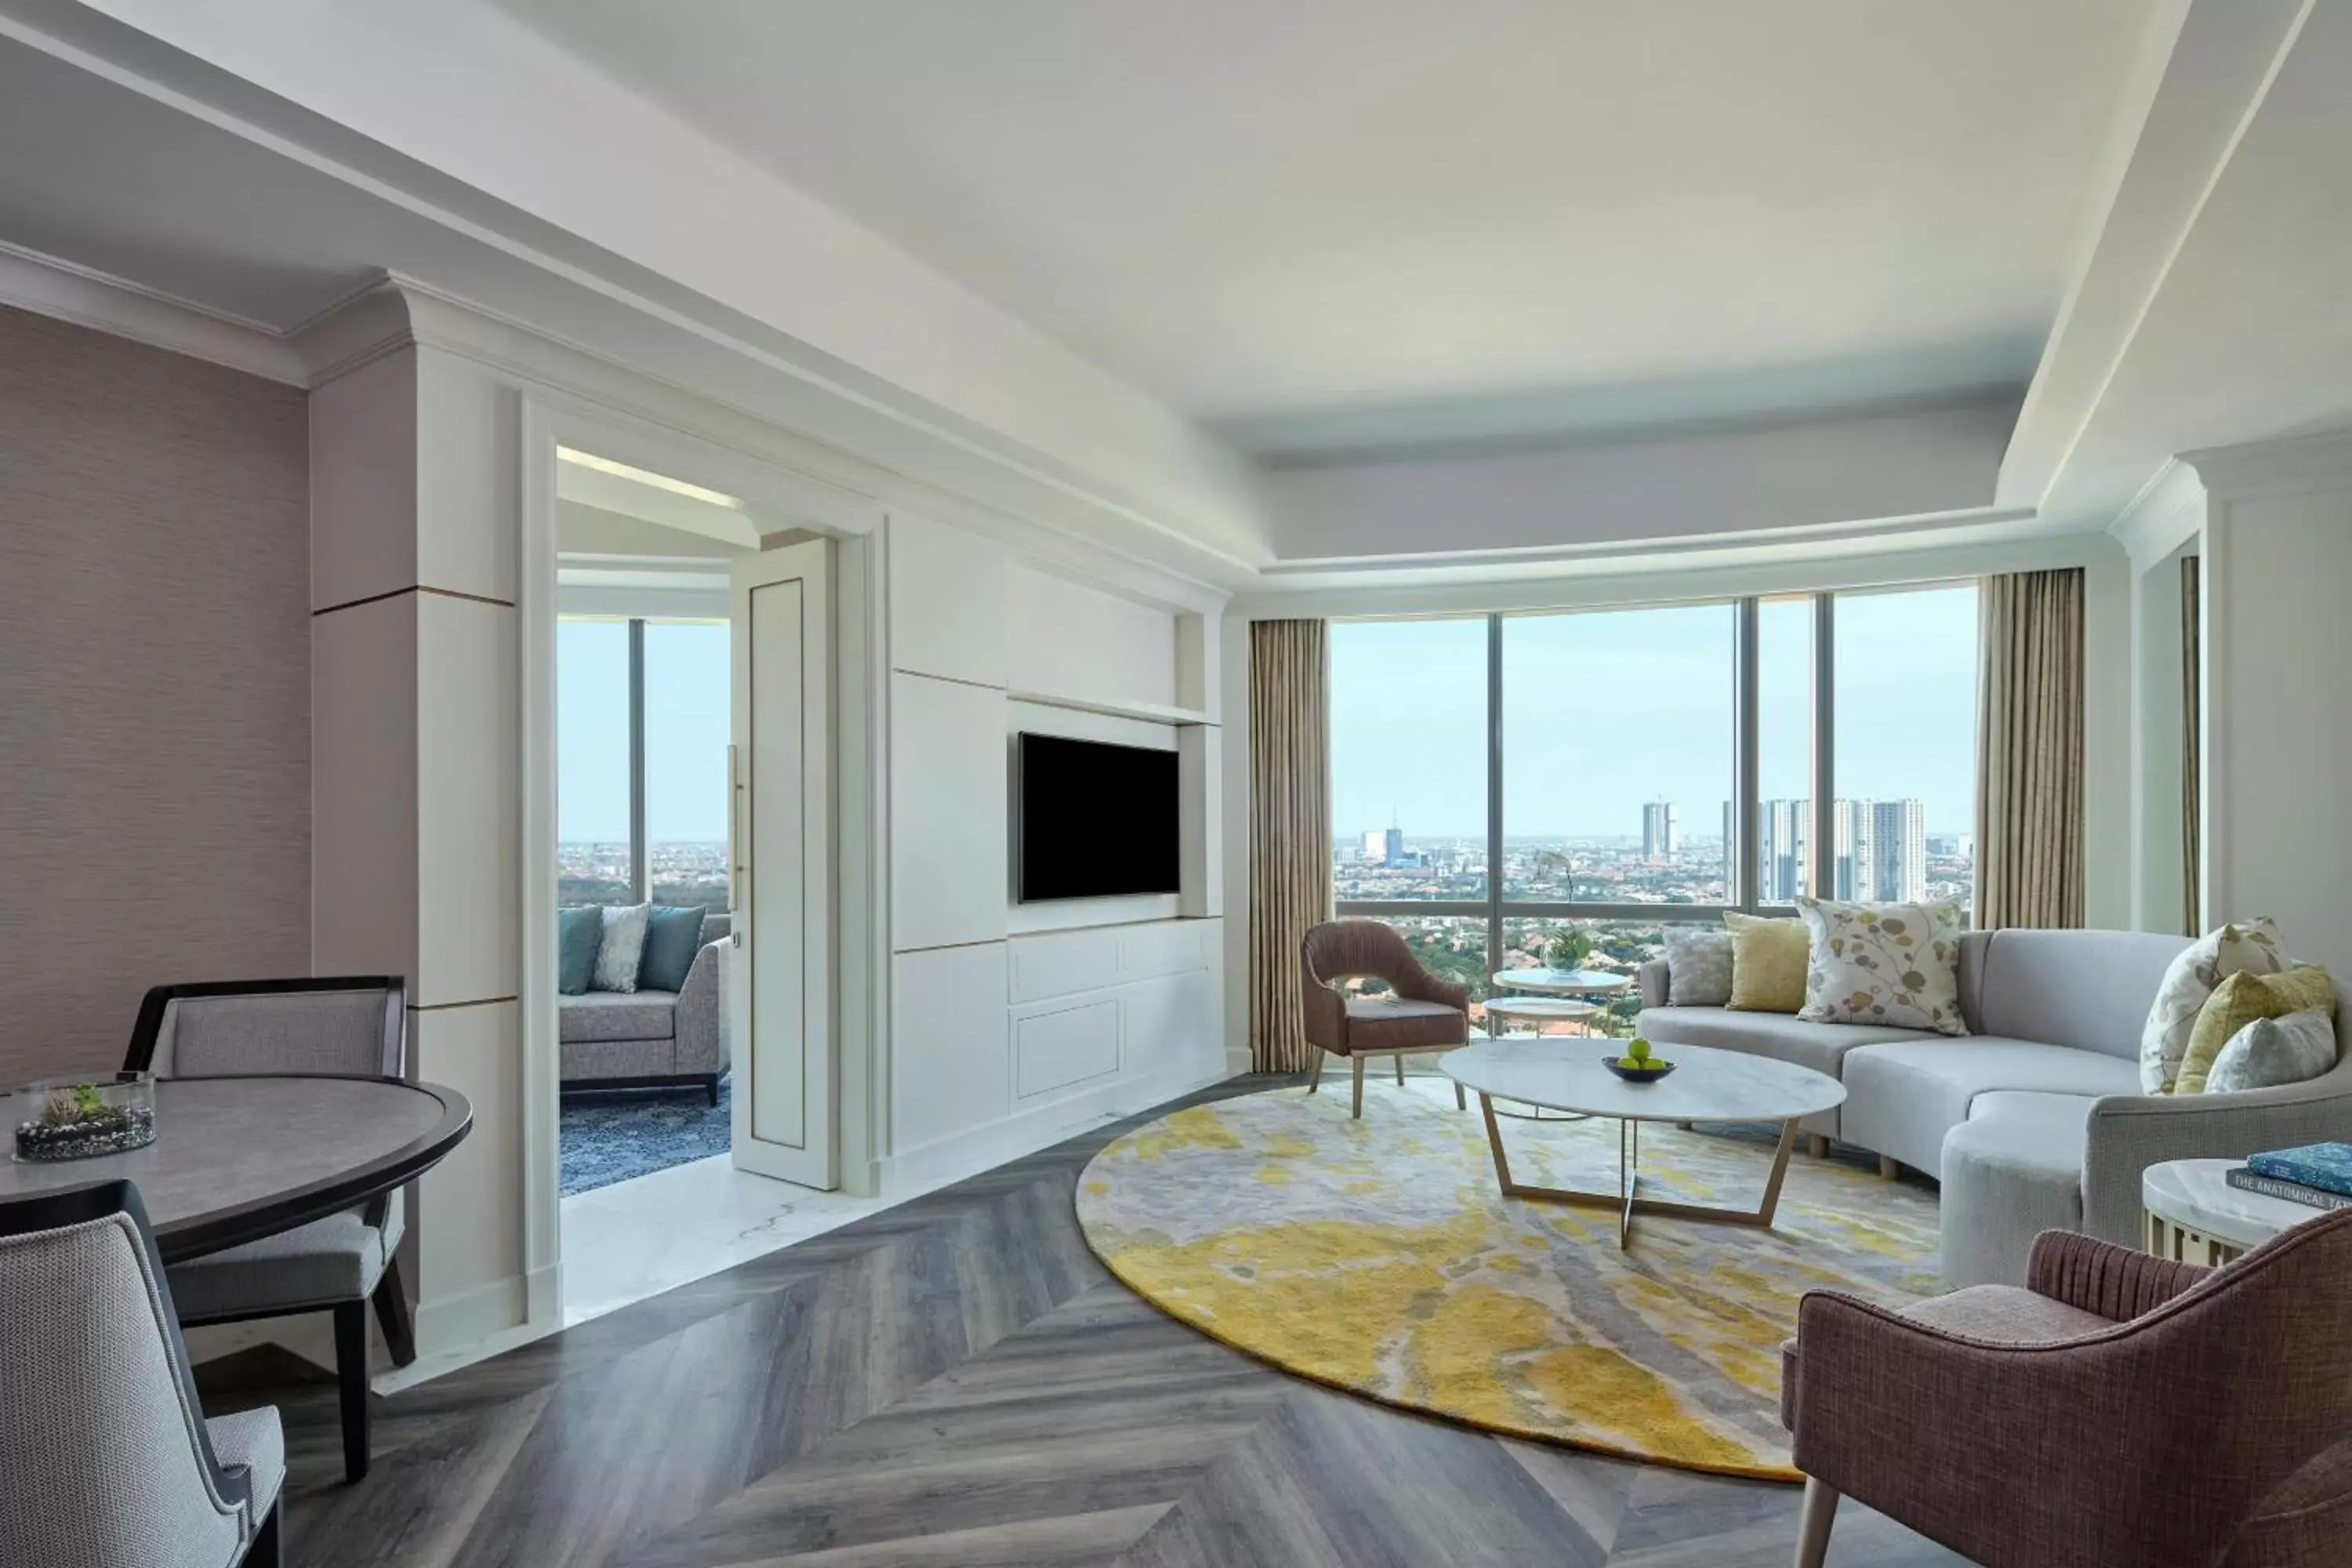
[[1795, 898, 1969, 1036], [2139, 918, 2290, 1093]]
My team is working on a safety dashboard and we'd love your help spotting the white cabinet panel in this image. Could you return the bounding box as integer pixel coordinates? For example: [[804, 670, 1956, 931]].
[[1120, 920, 1209, 982], [888, 511, 1007, 688], [1120, 971, 1214, 1074], [1006, 564, 1174, 711], [1013, 996, 1120, 1100], [1007, 927, 1121, 1003], [891, 944, 1009, 1151], [890, 672, 1009, 951]]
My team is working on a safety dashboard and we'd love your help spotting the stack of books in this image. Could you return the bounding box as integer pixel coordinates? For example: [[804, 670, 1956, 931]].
[[2227, 1142, 2352, 1210]]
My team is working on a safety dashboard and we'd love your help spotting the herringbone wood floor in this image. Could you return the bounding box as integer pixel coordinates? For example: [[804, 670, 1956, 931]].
[[194, 1076, 1968, 1567]]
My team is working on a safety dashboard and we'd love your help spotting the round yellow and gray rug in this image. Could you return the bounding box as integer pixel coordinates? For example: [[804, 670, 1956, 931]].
[[1075, 1085, 1940, 1480]]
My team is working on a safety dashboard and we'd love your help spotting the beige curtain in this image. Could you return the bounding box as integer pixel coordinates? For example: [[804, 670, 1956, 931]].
[[1247, 619, 1330, 1073], [2181, 554, 2201, 935], [1976, 568, 2086, 930]]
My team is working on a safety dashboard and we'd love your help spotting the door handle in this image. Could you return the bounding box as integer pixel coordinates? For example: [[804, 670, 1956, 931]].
[[728, 742, 744, 945]]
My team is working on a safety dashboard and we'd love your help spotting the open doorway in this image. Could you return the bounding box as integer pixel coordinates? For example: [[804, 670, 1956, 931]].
[[547, 445, 782, 1323]]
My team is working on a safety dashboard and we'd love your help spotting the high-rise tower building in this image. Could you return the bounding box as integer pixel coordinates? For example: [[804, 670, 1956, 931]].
[[1871, 798, 1927, 902], [1641, 800, 1678, 861], [1714, 797, 1926, 902], [1757, 798, 1809, 902]]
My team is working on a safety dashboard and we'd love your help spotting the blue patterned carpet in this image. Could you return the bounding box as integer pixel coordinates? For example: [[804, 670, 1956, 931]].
[[560, 1076, 732, 1196]]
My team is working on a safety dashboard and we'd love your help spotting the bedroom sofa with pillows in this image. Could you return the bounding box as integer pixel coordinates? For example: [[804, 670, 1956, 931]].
[[557, 906, 732, 1102], [1636, 924, 2352, 1290]]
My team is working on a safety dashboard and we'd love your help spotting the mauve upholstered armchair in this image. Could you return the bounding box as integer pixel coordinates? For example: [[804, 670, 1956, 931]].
[[1300, 920, 1471, 1117], [1783, 1211, 2352, 1567]]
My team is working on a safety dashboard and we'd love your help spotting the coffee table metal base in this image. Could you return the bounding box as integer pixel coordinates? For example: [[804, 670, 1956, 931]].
[[1474, 1093, 1802, 1248]]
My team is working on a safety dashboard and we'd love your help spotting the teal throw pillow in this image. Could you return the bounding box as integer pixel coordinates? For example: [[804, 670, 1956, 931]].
[[637, 906, 710, 994], [557, 907, 601, 996]]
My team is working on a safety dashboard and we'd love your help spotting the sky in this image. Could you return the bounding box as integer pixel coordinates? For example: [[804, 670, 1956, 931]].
[[1330, 585, 1979, 841], [557, 619, 731, 843]]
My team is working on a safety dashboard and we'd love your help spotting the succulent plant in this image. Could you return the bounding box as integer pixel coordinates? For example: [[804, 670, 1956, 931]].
[[1544, 929, 1592, 970]]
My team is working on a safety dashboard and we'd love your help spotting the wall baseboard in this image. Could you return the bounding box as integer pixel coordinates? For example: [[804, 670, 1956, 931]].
[[877, 1048, 1237, 1196], [413, 1270, 532, 1358]]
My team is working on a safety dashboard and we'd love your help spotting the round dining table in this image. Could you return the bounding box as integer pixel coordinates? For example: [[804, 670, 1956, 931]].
[[2, 1076, 472, 1263]]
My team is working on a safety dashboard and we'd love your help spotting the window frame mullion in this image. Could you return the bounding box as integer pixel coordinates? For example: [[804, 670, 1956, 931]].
[[1485, 611, 1505, 996], [629, 615, 648, 904]]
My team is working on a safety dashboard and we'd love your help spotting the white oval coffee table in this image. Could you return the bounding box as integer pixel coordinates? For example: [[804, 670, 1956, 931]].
[[1442, 1037, 1846, 1247]]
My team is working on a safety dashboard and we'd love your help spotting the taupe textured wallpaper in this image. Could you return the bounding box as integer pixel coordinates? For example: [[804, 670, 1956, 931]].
[[0, 306, 310, 1083]]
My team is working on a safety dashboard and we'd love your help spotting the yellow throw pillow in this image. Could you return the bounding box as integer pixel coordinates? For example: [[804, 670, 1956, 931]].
[[2176, 966, 2336, 1094], [1725, 912, 1809, 1014]]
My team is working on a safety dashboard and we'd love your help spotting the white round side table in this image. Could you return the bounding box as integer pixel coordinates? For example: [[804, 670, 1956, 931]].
[[1482, 996, 1599, 1033], [2142, 1157, 2330, 1266]]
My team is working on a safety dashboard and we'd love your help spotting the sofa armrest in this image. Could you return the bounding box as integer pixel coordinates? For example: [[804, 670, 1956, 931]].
[[673, 936, 729, 1076], [2027, 1229, 2207, 1320], [1637, 958, 1670, 1009], [2082, 1052, 2352, 1244]]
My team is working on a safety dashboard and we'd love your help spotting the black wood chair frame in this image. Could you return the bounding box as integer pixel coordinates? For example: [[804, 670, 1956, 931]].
[[124, 975, 415, 1483]]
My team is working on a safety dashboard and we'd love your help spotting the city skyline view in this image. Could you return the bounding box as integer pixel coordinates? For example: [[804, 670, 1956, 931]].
[[1329, 586, 1980, 844]]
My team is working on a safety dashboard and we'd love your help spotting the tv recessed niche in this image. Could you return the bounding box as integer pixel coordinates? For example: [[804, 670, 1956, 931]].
[[1015, 731, 1180, 902]]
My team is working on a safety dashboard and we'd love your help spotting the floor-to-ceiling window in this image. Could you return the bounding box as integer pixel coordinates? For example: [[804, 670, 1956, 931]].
[[1831, 586, 1980, 908], [557, 614, 731, 913], [557, 618, 634, 908], [1329, 617, 1490, 1008], [642, 620, 731, 909], [1327, 583, 1979, 1036]]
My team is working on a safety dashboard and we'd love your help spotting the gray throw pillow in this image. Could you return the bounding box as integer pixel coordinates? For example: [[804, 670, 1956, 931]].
[[1663, 927, 1734, 1007], [557, 907, 601, 996], [637, 906, 709, 994], [593, 902, 652, 993], [2205, 1007, 2339, 1094]]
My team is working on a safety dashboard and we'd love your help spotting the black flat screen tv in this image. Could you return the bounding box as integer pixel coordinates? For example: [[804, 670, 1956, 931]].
[[1016, 731, 1181, 902]]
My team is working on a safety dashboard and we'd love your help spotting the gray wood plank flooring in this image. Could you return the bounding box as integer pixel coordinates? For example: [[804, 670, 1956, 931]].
[[194, 1075, 1968, 1567]]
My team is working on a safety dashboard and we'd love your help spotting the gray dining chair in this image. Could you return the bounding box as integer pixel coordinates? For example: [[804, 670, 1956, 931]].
[[125, 975, 410, 1483], [2, 1179, 285, 1567]]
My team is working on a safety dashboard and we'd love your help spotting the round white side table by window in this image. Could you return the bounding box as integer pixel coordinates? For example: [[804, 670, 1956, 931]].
[[2142, 1157, 2332, 1266]]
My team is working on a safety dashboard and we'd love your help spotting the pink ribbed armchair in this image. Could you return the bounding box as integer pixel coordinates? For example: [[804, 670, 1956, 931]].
[[1299, 920, 1471, 1118], [1783, 1209, 2352, 1567]]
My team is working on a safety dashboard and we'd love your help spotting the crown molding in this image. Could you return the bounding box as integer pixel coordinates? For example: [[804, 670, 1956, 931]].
[[2179, 429, 2352, 504], [299, 274, 1230, 612], [2107, 458, 2207, 567], [0, 238, 307, 383], [1259, 503, 2042, 583]]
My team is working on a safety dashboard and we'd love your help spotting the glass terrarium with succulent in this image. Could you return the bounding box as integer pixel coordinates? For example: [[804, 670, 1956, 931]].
[[11, 1074, 158, 1163]]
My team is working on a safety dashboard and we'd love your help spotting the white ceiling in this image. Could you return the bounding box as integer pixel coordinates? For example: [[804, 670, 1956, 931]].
[[492, 0, 2164, 452]]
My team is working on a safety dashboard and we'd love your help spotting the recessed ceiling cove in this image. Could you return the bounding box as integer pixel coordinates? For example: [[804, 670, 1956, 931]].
[[491, 0, 2165, 452]]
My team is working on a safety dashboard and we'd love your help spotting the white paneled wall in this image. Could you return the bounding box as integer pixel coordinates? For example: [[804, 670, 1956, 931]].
[[1007, 563, 1178, 710], [881, 510, 1229, 1192], [890, 942, 1011, 1150], [888, 670, 1011, 951]]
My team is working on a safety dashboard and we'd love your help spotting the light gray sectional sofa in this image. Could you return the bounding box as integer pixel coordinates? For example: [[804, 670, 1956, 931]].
[[1636, 927, 2352, 1289], [559, 913, 731, 1103]]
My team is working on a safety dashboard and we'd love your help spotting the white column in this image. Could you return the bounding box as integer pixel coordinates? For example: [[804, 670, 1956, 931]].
[[2184, 434, 2352, 978], [311, 331, 530, 1355]]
